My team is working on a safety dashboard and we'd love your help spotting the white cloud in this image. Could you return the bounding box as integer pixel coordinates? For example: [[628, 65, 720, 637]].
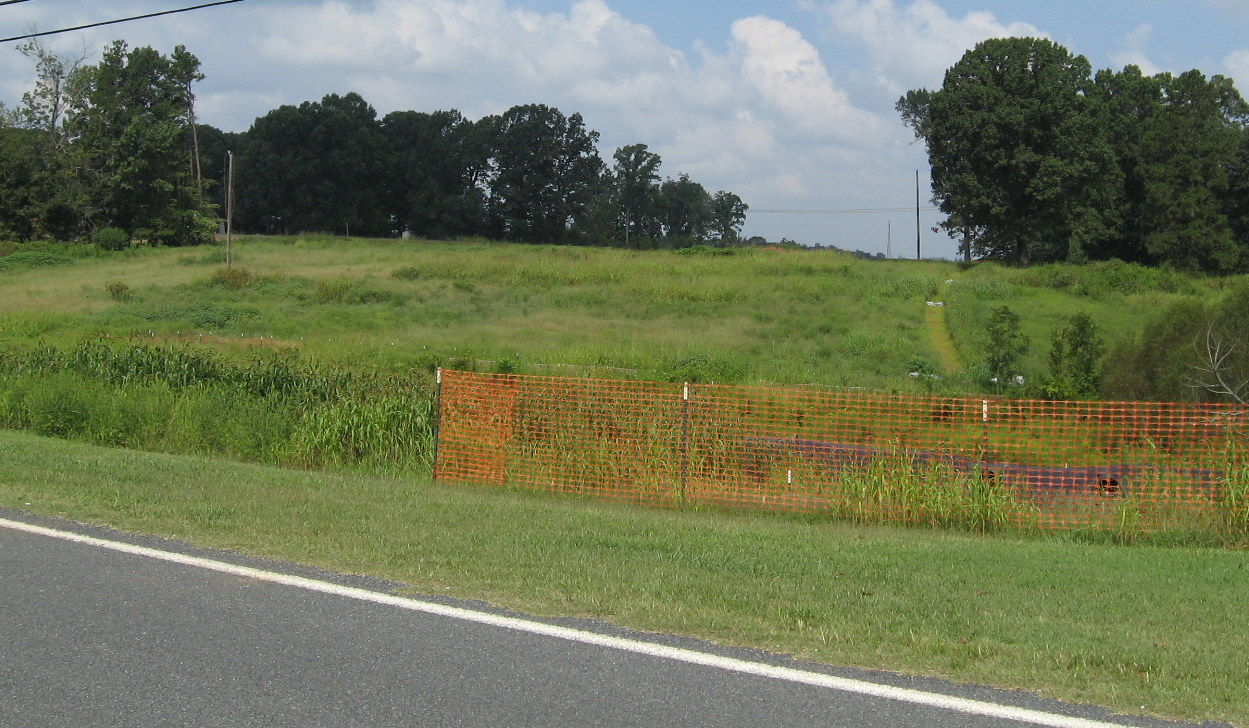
[[813, 0, 1047, 91], [1110, 23, 1162, 76], [1225, 49, 1249, 91], [730, 16, 884, 145], [224, 0, 888, 210]]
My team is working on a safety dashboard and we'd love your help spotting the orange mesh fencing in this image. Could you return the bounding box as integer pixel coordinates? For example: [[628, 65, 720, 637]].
[[433, 370, 1249, 537]]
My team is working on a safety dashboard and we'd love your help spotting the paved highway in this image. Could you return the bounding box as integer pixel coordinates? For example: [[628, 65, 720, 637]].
[[0, 511, 1229, 728]]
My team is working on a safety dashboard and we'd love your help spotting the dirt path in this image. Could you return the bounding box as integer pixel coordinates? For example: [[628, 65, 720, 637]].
[[925, 276, 962, 373]]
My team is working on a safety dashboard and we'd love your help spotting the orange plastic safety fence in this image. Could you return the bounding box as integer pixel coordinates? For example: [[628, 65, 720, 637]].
[[434, 370, 1249, 537]]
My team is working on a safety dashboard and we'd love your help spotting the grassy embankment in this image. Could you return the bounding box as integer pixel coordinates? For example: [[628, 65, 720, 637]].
[[1, 430, 1245, 726]]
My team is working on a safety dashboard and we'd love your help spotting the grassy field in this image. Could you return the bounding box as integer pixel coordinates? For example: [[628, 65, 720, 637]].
[[4, 235, 1223, 392], [3, 237, 1247, 723], [1, 430, 1245, 725]]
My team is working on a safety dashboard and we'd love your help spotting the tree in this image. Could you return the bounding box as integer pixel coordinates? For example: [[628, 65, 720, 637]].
[[236, 92, 389, 236], [0, 126, 42, 240], [983, 305, 1029, 389], [1087, 66, 1164, 263], [1136, 71, 1248, 273], [66, 41, 216, 245], [1042, 312, 1104, 400], [609, 143, 662, 246], [9, 39, 90, 240], [708, 190, 748, 245], [484, 104, 603, 243], [899, 37, 1121, 266], [381, 109, 489, 239], [658, 174, 712, 246]]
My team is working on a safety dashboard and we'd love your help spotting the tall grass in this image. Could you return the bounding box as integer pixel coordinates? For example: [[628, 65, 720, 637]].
[[0, 341, 436, 474]]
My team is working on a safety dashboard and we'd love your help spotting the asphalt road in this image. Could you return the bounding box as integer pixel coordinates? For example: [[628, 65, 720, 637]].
[[0, 510, 1231, 728]]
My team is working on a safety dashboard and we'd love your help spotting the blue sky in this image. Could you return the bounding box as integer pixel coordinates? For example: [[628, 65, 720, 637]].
[[2, 1, 1247, 257]]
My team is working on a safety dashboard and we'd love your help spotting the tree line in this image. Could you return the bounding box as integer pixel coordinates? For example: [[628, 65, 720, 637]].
[[0, 41, 747, 248], [899, 37, 1249, 273]]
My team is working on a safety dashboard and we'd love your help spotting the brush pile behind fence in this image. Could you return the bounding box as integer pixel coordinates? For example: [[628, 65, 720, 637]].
[[434, 370, 1249, 539]]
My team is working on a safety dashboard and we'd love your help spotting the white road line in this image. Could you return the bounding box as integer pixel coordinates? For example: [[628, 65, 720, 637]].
[[2, 516, 1138, 728]]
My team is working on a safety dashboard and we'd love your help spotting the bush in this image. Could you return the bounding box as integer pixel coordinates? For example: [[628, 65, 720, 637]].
[[1041, 312, 1104, 400], [96, 227, 130, 252], [209, 267, 260, 290], [0, 251, 75, 271], [983, 305, 1028, 390], [105, 282, 134, 302]]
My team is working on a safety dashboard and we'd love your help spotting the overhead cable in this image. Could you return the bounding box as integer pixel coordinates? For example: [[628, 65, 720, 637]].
[[754, 207, 939, 214], [1, 0, 247, 44]]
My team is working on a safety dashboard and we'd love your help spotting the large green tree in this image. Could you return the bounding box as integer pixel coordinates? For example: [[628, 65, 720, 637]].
[[609, 143, 663, 246], [484, 104, 603, 243], [236, 92, 389, 236], [658, 173, 712, 246], [899, 37, 1121, 265], [1136, 71, 1249, 273], [708, 190, 748, 245], [6, 40, 89, 240], [66, 41, 215, 245], [381, 109, 489, 239]]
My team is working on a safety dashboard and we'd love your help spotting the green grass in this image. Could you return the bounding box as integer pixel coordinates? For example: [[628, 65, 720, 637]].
[[0, 237, 964, 390], [1, 430, 1245, 725]]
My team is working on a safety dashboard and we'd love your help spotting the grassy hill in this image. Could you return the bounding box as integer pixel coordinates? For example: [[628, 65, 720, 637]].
[[0, 235, 1228, 393]]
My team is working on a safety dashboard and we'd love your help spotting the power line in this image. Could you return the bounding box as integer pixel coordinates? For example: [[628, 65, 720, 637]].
[[1, 0, 248, 44], [754, 207, 939, 214], [0, 1, 40, 7]]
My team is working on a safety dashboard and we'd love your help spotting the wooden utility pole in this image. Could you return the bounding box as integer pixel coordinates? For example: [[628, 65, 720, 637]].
[[915, 170, 921, 260], [225, 150, 234, 270]]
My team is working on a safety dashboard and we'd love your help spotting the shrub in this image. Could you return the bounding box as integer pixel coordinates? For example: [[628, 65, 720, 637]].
[[1041, 312, 1104, 400], [105, 282, 135, 302], [209, 267, 260, 290], [0, 251, 75, 271], [983, 305, 1028, 390], [392, 266, 420, 280], [96, 227, 130, 252]]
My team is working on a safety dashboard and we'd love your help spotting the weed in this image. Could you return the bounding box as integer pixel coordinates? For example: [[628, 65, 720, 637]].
[[209, 267, 260, 290], [105, 282, 135, 303]]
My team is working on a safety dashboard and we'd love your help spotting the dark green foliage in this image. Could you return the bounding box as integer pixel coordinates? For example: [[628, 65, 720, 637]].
[[709, 190, 749, 245], [381, 109, 488, 239], [0, 251, 74, 270], [658, 174, 713, 246], [67, 42, 216, 246], [0, 342, 436, 471], [483, 103, 604, 243], [902, 39, 1249, 272], [609, 143, 663, 246], [1100, 286, 1249, 402], [1137, 71, 1248, 272], [983, 305, 1029, 388], [95, 226, 129, 251], [1101, 299, 1209, 402], [1042, 312, 1104, 400], [236, 92, 390, 237], [5, 40, 746, 250], [900, 38, 1120, 266], [1102, 282, 1249, 402]]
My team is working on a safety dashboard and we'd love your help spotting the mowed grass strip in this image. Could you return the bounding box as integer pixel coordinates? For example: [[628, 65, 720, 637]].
[[0, 430, 1245, 725]]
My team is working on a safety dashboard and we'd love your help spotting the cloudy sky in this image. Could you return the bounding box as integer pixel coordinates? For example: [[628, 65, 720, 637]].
[[3, 0, 1248, 257]]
